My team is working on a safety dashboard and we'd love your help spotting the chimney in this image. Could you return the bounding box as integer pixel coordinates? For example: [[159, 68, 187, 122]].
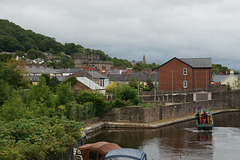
[[105, 70, 109, 76], [149, 70, 152, 77], [110, 66, 115, 70], [83, 71, 86, 77], [74, 72, 77, 77], [226, 71, 228, 75], [125, 70, 130, 77], [119, 66, 123, 74]]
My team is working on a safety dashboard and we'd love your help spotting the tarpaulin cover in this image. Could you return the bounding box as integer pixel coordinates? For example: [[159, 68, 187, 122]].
[[103, 148, 147, 160]]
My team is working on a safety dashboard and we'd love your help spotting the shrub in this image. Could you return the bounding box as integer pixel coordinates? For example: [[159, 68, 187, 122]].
[[0, 117, 83, 160], [76, 91, 106, 117]]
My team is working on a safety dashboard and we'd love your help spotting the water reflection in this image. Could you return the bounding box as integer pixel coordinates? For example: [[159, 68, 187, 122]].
[[87, 112, 240, 160]]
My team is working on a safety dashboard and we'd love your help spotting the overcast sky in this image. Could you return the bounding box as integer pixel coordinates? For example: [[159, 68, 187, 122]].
[[1, 0, 240, 69]]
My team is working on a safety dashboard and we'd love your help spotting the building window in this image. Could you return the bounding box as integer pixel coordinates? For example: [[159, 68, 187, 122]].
[[183, 68, 187, 75], [183, 80, 188, 88]]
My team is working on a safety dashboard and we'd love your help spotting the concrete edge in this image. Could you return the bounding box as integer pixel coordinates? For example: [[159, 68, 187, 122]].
[[84, 109, 240, 137]]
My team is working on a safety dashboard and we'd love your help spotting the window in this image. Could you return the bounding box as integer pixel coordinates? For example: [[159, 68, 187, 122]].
[[183, 80, 188, 88], [183, 68, 187, 75], [89, 151, 97, 160]]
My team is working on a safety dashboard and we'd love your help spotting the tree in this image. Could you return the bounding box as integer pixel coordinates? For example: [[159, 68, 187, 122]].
[[106, 82, 118, 93], [56, 82, 74, 107], [0, 90, 26, 121], [143, 78, 154, 91], [49, 76, 60, 93], [27, 49, 45, 60], [0, 35, 24, 52], [114, 84, 142, 105], [0, 80, 12, 107], [128, 78, 139, 89], [27, 76, 56, 117], [0, 60, 29, 89], [212, 64, 231, 74], [41, 73, 50, 85], [76, 91, 106, 117], [64, 43, 78, 56]]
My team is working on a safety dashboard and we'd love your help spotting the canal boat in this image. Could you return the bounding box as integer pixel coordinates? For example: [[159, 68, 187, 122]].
[[103, 148, 147, 160], [196, 109, 214, 130], [75, 141, 121, 160]]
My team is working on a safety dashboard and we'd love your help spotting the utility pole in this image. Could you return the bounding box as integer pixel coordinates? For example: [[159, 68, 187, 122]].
[[172, 70, 173, 104]]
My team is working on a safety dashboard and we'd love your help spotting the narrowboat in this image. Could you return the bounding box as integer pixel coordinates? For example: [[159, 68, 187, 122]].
[[196, 109, 214, 130]]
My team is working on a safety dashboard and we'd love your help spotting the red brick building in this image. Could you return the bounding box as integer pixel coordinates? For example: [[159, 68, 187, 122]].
[[158, 57, 212, 91]]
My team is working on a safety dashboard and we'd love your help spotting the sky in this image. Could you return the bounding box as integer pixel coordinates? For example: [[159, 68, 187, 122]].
[[1, 0, 240, 70]]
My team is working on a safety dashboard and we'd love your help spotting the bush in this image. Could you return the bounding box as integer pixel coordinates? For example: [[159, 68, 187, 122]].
[[114, 84, 142, 105], [108, 99, 131, 108], [76, 91, 106, 117], [0, 117, 83, 160]]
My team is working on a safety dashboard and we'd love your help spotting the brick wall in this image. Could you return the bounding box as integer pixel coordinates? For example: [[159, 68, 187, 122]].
[[72, 81, 91, 91], [158, 58, 211, 92]]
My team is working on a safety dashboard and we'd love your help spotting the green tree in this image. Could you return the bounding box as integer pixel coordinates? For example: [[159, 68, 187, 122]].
[[41, 73, 50, 85], [49, 76, 60, 93], [143, 78, 154, 91], [56, 82, 74, 107], [114, 84, 142, 105], [27, 49, 45, 60], [0, 35, 24, 52], [76, 91, 106, 117], [0, 80, 12, 107], [128, 78, 139, 89], [0, 60, 29, 89], [27, 76, 56, 117], [0, 90, 26, 121], [64, 43, 78, 56]]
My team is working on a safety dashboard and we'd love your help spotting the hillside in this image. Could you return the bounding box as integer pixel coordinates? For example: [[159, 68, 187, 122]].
[[0, 19, 132, 68]]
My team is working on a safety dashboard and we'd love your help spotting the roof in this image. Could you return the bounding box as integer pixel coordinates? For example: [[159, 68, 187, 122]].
[[78, 142, 121, 155], [212, 74, 238, 83], [60, 68, 81, 73], [158, 57, 212, 69], [26, 66, 60, 74], [76, 70, 108, 79], [212, 75, 228, 82], [76, 77, 104, 90], [179, 58, 212, 68], [107, 71, 159, 82], [104, 148, 147, 160]]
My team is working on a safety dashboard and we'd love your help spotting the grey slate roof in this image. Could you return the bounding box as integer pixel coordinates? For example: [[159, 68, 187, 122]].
[[76, 70, 108, 79], [212, 75, 228, 82], [212, 74, 239, 82], [179, 58, 212, 68], [26, 66, 60, 74], [60, 68, 82, 73], [107, 71, 159, 82]]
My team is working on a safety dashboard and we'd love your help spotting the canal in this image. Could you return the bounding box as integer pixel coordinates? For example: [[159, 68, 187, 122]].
[[87, 112, 240, 160]]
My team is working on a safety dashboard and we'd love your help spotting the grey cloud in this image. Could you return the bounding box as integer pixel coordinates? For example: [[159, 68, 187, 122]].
[[1, 0, 240, 69]]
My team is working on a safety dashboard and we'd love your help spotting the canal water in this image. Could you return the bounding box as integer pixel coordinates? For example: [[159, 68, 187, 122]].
[[87, 112, 240, 160]]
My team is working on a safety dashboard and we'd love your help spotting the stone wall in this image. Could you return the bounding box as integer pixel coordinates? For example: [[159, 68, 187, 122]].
[[102, 90, 240, 123]]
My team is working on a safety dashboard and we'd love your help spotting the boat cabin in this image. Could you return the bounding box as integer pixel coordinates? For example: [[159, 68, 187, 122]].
[[76, 141, 121, 160]]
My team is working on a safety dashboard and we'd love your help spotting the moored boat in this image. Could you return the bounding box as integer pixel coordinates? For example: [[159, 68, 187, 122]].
[[103, 148, 147, 160], [196, 109, 214, 130]]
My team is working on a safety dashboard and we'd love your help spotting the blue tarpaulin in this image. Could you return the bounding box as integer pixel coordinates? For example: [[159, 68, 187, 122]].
[[103, 148, 147, 160]]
